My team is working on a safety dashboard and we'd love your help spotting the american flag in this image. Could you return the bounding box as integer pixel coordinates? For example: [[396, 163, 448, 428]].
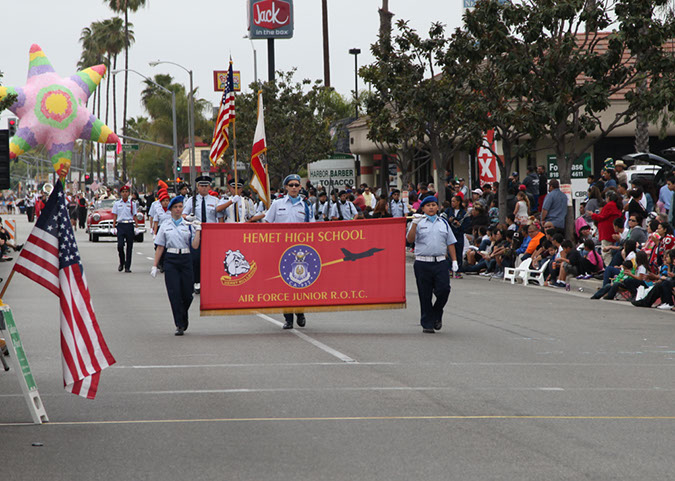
[[13, 180, 115, 399], [209, 60, 235, 166]]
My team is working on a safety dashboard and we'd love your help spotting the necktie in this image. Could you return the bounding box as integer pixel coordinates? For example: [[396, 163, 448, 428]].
[[201, 196, 207, 223]]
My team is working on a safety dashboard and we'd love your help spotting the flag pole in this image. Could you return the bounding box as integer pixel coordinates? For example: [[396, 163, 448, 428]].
[[0, 270, 17, 301], [233, 112, 239, 222]]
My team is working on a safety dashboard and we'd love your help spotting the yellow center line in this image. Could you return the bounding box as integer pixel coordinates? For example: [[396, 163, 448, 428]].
[[3, 415, 675, 427]]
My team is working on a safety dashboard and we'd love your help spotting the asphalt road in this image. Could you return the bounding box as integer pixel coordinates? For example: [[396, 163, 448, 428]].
[[1, 213, 674, 480]]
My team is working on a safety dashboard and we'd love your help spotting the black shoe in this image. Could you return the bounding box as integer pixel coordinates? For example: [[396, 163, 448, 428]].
[[175, 328, 184, 336], [159, 265, 164, 273], [118, 264, 123, 272], [125, 268, 131, 273], [422, 328, 435, 334], [296, 314, 306, 327], [15, 244, 23, 252], [434, 320, 442, 331], [282, 321, 294, 330]]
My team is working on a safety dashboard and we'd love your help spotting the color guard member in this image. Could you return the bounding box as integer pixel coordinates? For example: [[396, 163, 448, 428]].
[[182, 175, 220, 294], [112, 185, 138, 273], [330, 190, 358, 220], [151, 196, 201, 336], [406, 196, 459, 333], [264, 174, 315, 329]]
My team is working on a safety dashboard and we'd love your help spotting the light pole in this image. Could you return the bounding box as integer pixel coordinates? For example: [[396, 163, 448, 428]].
[[349, 48, 361, 118], [243, 35, 258, 87], [112, 69, 178, 183], [149, 60, 195, 184]]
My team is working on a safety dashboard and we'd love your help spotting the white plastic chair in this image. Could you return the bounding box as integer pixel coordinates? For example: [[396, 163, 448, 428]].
[[503, 258, 532, 285], [526, 259, 550, 287]]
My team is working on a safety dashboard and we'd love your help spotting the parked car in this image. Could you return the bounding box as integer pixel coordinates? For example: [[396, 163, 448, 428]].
[[86, 198, 146, 242], [621, 151, 675, 189]]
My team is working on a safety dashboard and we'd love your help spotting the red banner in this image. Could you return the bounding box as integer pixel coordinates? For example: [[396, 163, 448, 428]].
[[200, 218, 407, 315]]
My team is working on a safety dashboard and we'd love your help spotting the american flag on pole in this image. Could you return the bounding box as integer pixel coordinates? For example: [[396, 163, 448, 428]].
[[13, 180, 115, 399], [250, 90, 271, 207], [209, 60, 235, 166]]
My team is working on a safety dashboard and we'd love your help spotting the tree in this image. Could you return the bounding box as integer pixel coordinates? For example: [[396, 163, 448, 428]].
[[105, 0, 147, 181], [448, 3, 546, 223], [0, 71, 17, 113], [455, 0, 675, 232], [361, 20, 479, 198]]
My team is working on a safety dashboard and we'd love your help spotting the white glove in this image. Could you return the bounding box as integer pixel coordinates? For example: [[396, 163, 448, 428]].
[[150, 266, 157, 278], [412, 214, 425, 225], [452, 261, 459, 272], [192, 220, 202, 231], [231, 195, 241, 204], [185, 214, 195, 223], [111, 227, 117, 235]]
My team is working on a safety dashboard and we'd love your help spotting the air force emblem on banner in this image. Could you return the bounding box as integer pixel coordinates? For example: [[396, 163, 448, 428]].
[[279, 244, 322, 289]]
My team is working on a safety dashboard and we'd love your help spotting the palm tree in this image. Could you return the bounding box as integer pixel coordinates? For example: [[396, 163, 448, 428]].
[[99, 17, 132, 182], [104, 0, 147, 182], [79, 23, 107, 183]]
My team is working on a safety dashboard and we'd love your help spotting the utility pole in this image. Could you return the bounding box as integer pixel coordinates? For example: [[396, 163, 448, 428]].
[[322, 0, 331, 87]]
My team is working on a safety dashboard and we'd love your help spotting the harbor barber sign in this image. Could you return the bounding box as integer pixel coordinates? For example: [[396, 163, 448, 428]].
[[248, 0, 294, 39]]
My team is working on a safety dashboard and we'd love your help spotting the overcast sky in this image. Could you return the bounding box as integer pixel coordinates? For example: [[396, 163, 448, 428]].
[[2, 0, 465, 131]]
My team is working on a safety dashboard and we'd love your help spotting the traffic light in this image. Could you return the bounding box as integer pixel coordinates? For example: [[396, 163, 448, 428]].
[[85, 174, 92, 185], [0, 130, 10, 189], [7, 118, 17, 137]]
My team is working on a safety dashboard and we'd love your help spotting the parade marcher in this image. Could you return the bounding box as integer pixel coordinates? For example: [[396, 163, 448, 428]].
[[217, 179, 255, 223], [182, 175, 220, 294], [152, 190, 172, 273], [151, 196, 202, 336], [387, 189, 409, 218], [112, 185, 138, 273], [77, 192, 88, 229], [330, 190, 358, 221], [406, 196, 459, 334], [315, 191, 330, 221], [24, 192, 35, 222], [264, 173, 315, 329]]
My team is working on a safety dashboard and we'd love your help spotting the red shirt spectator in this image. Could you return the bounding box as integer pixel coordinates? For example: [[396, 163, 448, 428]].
[[591, 200, 621, 242]]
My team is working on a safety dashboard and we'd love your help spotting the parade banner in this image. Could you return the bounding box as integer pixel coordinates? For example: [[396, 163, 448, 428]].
[[200, 218, 406, 315]]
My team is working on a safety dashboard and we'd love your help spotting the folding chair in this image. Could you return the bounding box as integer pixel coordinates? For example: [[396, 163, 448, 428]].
[[503, 258, 532, 285]]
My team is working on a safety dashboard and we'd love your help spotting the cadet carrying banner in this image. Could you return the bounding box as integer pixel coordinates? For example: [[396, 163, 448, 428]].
[[200, 218, 407, 315]]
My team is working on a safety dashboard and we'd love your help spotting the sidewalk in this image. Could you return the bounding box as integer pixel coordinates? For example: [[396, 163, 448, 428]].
[[405, 249, 602, 294]]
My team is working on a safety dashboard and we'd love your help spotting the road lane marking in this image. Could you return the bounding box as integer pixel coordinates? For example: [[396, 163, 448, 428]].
[[3, 415, 675, 427], [113, 362, 395, 369], [146, 257, 153, 260], [256, 313, 357, 363]]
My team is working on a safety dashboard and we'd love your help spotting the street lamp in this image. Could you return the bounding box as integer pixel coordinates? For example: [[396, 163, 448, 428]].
[[149, 60, 195, 184], [349, 48, 361, 119], [112, 68, 178, 183], [243, 35, 258, 87]]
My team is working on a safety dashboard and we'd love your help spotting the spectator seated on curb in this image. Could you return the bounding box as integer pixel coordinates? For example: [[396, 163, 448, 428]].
[[591, 251, 649, 301], [625, 213, 647, 245], [604, 217, 629, 266], [576, 239, 604, 279], [550, 240, 581, 288], [633, 248, 675, 309]]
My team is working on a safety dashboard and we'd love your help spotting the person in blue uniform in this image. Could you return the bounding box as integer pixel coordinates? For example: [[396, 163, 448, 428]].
[[112, 185, 138, 273], [151, 196, 202, 336], [264, 174, 315, 329], [406, 196, 459, 334], [182, 175, 220, 294]]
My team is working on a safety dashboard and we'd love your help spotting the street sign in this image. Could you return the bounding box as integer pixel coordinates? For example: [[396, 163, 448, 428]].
[[213, 70, 241, 92], [547, 153, 592, 200], [106, 144, 139, 152], [248, 0, 294, 39]]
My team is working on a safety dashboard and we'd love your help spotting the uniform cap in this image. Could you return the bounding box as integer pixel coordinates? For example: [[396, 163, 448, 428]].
[[195, 175, 212, 185], [419, 196, 439, 208], [119, 185, 130, 192], [158, 191, 170, 201], [168, 195, 184, 209], [283, 174, 301, 185]]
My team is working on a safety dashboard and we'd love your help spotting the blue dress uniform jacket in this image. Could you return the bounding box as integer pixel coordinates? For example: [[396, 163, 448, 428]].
[[264, 196, 316, 223], [410, 216, 457, 332], [411, 216, 457, 256], [156, 219, 195, 331]]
